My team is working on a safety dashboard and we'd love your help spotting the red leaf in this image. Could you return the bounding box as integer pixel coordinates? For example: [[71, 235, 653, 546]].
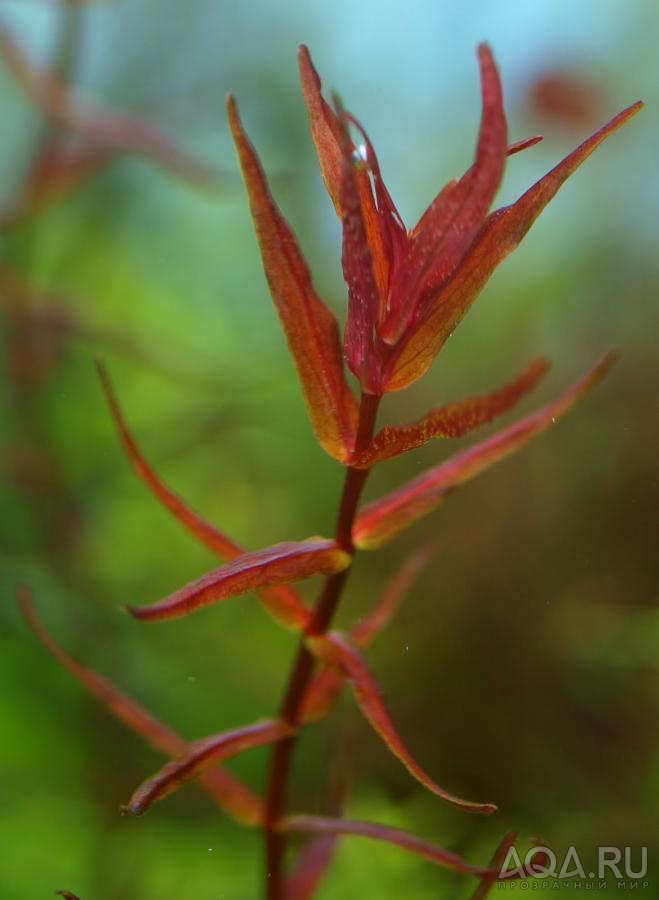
[[18, 586, 264, 826], [336, 102, 385, 394], [126, 718, 293, 815], [354, 353, 617, 549], [506, 135, 543, 155], [279, 815, 494, 877], [351, 543, 435, 645], [298, 44, 343, 215], [386, 102, 641, 391], [128, 539, 350, 622], [97, 361, 310, 630], [285, 833, 340, 900], [382, 43, 508, 345], [306, 632, 496, 814], [0, 26, 219, 190], [300, 545, 433, 723], [470, 833, 521, 899], [351, 356, 549, 468], [227, 95, 359, 461]]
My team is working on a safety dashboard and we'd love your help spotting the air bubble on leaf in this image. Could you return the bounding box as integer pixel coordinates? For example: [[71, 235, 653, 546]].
[[352, 143, 368, 169]]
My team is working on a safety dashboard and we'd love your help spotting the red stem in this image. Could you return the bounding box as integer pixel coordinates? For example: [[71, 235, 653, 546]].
[[264, 392, 380, 899]]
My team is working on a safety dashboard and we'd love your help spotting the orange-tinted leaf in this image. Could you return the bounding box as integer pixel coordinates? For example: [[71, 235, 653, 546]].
[[18, 587, 264, 825], [0, 26, 218, 190], [351, 356, 549, 468], [306, 632, 496, 814], [355, 353, 617, 549], [128, 539, 350, 622], [382, 44, 508, 345], [300, 546, 433, 723], [97, 361, 310, 630], [279, 815, 494, 877], [227, 95, 358, 461], [55, 892, 80, 900], [386, 102, 641, 391], [298, 44, 343, 214], [126, 718, 292, 815]]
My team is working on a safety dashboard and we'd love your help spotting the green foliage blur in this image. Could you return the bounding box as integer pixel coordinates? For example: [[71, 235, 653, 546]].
[[1, 1, 657, 898]]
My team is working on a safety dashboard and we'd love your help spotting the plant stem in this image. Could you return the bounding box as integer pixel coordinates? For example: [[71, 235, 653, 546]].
[[264, 392, 380, 899]]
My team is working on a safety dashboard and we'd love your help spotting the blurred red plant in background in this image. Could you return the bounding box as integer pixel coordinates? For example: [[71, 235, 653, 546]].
[[19, 40, 641, 899]]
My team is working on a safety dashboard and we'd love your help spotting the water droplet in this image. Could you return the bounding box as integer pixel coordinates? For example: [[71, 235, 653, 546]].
[[352, 144, 368, 169], [187, 675, 196, 682]]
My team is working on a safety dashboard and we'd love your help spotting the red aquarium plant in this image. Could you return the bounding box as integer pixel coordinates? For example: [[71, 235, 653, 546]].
[[21, 43, 641, 898]]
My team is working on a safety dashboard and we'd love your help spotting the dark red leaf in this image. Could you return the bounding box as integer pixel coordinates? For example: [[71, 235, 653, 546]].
[[97, 361, 310, 630], [386, 103, 641, 391], [300, 545, 434, 723], [285, 832, 340, 900], [126, 719, 293, 815], [351, 356, 549, 468], [127, 539, 350, 622], [470, 833, 518, 899], [280, 815, 494, 877], [355, 353, 617, 549], [382, 43, 508, 345], [306, 632, 496, 813]]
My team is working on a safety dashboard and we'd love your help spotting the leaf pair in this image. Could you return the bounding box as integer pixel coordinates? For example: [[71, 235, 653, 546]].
[[349, 356, 549, 468], [354, 353, 617, 549]]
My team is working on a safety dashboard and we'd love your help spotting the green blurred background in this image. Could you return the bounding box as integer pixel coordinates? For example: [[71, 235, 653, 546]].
[[1, 0, 657, 897]]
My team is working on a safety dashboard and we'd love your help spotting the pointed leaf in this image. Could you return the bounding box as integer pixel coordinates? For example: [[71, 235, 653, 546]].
[[55, 892, 80, 900], [386, 102, 641, 391], [382, 43, 508, 344], [18, 587, 264, 825], [298, 44, 343, 214], [355, 353, 617, 549], [352, 356, 549, 468], [128, 538, 350, 622], [0, 26, 219, 189], [507, 135, 543, 155], [300, 545, 433, 723], [125, 718, 293, 815], [298, 45, 394, 310], [306, 632, 496, 814], [280, 815, 495, 877], [97, 361, 310, 630], [227, 95, 358, 460]]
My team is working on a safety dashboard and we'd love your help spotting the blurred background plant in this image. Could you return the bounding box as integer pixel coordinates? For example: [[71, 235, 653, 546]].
[[1, 1, 656, 898]]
